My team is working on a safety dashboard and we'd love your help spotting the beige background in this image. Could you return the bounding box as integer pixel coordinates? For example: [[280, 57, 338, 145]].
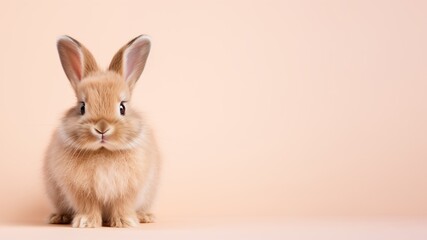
[[0, 0, 427, 224]]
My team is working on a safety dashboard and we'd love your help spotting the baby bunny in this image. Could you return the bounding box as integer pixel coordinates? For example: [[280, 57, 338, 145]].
[[43, 35, 160, 228]]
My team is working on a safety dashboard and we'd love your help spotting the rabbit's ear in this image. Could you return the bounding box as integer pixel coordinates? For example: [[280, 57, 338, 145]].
[[109, 35, 151, 90], [57, 36, 99, 90]]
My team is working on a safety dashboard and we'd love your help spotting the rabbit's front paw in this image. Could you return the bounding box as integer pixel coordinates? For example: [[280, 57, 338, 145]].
[[72, 214, 102, 228], [108, 215, 138, 228]]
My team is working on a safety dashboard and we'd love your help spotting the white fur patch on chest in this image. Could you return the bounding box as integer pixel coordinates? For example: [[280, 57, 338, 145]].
[[94, 164, 129, 203]]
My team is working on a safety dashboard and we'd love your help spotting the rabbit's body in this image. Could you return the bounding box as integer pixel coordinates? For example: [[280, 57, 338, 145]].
[[44, 36, 160, 228], [44, 112, 159, 227]]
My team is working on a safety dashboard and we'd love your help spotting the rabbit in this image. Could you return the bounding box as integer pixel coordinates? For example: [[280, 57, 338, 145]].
[[43, 35, 160, 228]]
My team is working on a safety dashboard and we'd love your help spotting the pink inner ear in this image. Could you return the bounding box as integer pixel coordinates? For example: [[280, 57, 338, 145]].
[[125, 48, 139, 81], [124, 38, 150, 82], [67, 45, 82, 81], [61, 40, 82, 81]]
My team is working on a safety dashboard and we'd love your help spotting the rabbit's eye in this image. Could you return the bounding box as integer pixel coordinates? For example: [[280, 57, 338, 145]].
[[120, 102, 126, 115], [80, 102, 85, 115]]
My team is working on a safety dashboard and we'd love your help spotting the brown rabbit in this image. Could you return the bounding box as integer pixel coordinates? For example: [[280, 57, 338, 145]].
[[43, 35, 160, 228]]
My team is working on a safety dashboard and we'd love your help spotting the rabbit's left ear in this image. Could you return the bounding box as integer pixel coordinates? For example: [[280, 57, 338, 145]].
[[109, 35, 151, 90], [57, 36, 99, 91]]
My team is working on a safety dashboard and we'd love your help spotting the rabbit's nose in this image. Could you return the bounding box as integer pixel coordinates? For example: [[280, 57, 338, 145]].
[[95, 128, 109, 135], [94, 120, 110, 134]]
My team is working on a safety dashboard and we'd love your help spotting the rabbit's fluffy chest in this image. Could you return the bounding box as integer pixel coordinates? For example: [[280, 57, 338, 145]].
[[93, 161, 132, 202], [67, 152, 140, 203]]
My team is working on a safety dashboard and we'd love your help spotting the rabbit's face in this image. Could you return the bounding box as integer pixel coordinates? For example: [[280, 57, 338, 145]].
[[60, 72, 143, 151]]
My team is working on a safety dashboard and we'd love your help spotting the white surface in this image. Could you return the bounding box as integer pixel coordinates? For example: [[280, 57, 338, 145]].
[[1, 217, 427, 240]]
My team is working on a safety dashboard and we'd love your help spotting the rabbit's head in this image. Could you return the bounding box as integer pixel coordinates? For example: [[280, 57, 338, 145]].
[[57, 35, 151, 151]]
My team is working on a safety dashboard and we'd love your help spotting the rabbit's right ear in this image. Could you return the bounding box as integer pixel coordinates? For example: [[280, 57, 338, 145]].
[[108, 35, 151, 91], [57, 36, 99, 91]]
